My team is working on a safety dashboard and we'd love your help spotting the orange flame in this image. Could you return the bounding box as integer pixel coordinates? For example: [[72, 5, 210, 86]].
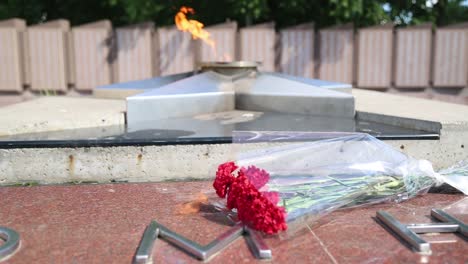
[[175, 6, 215, 48]]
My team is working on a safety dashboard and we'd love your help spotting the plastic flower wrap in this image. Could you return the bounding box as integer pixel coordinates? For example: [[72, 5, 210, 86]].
[[212, 132, 468, 234]]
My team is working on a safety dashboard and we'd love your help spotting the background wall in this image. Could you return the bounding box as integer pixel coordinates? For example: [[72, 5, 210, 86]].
[[0, 18, 467, 106]]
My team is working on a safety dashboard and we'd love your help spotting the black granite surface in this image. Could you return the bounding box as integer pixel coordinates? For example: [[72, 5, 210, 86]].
[[0, 113, 439, 148]]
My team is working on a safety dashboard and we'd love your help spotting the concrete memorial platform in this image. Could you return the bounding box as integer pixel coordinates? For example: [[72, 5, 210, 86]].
[[0, 64, 467, 185]]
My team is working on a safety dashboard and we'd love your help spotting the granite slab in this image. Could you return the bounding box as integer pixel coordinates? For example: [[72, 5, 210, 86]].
[[0, 182, 465, 263]]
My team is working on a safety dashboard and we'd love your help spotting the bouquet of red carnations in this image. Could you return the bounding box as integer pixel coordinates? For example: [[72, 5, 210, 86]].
[[213, 133, 467, 234]]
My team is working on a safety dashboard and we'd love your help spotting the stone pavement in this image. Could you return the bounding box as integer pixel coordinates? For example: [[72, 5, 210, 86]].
[[0, 182, 466, 263]]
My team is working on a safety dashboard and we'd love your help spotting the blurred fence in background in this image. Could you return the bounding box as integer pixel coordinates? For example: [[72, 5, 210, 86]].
[[0, 18, 467, 104]]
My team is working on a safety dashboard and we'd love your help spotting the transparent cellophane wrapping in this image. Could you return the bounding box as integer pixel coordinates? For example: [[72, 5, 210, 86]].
[[231, 132, 446, 235]]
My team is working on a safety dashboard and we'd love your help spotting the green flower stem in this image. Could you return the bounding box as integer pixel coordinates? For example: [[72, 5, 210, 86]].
[[268, 174, 425, 217]]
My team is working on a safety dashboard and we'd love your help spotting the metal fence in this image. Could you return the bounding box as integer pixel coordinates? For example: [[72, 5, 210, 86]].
[[0, 18, 467, 96]]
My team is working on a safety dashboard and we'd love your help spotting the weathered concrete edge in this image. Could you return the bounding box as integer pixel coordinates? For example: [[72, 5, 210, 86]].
[[1, 127, 467, 186]]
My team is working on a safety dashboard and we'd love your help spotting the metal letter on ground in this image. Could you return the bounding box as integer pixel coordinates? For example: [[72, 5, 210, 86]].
[[377, 209, 467, 254], [133, 220, 272, 263], [0, 226, 20, 262]]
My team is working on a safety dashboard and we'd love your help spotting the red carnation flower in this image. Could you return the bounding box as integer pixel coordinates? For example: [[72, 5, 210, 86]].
[[213, 161, 237, 198], [213, 162, 287, 234], [261, 191, 280, 205], [241, 165, 270, 189]]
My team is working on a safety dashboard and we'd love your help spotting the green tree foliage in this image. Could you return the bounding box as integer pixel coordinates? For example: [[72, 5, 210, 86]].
[[387, 0, 468, 26], [266, 0, 390, 28], [0, 0, 125, 25], [0, 0, 466, 28]]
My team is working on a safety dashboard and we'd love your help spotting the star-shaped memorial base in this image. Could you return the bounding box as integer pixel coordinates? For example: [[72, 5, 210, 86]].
[[97, 70, 354, 127]]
